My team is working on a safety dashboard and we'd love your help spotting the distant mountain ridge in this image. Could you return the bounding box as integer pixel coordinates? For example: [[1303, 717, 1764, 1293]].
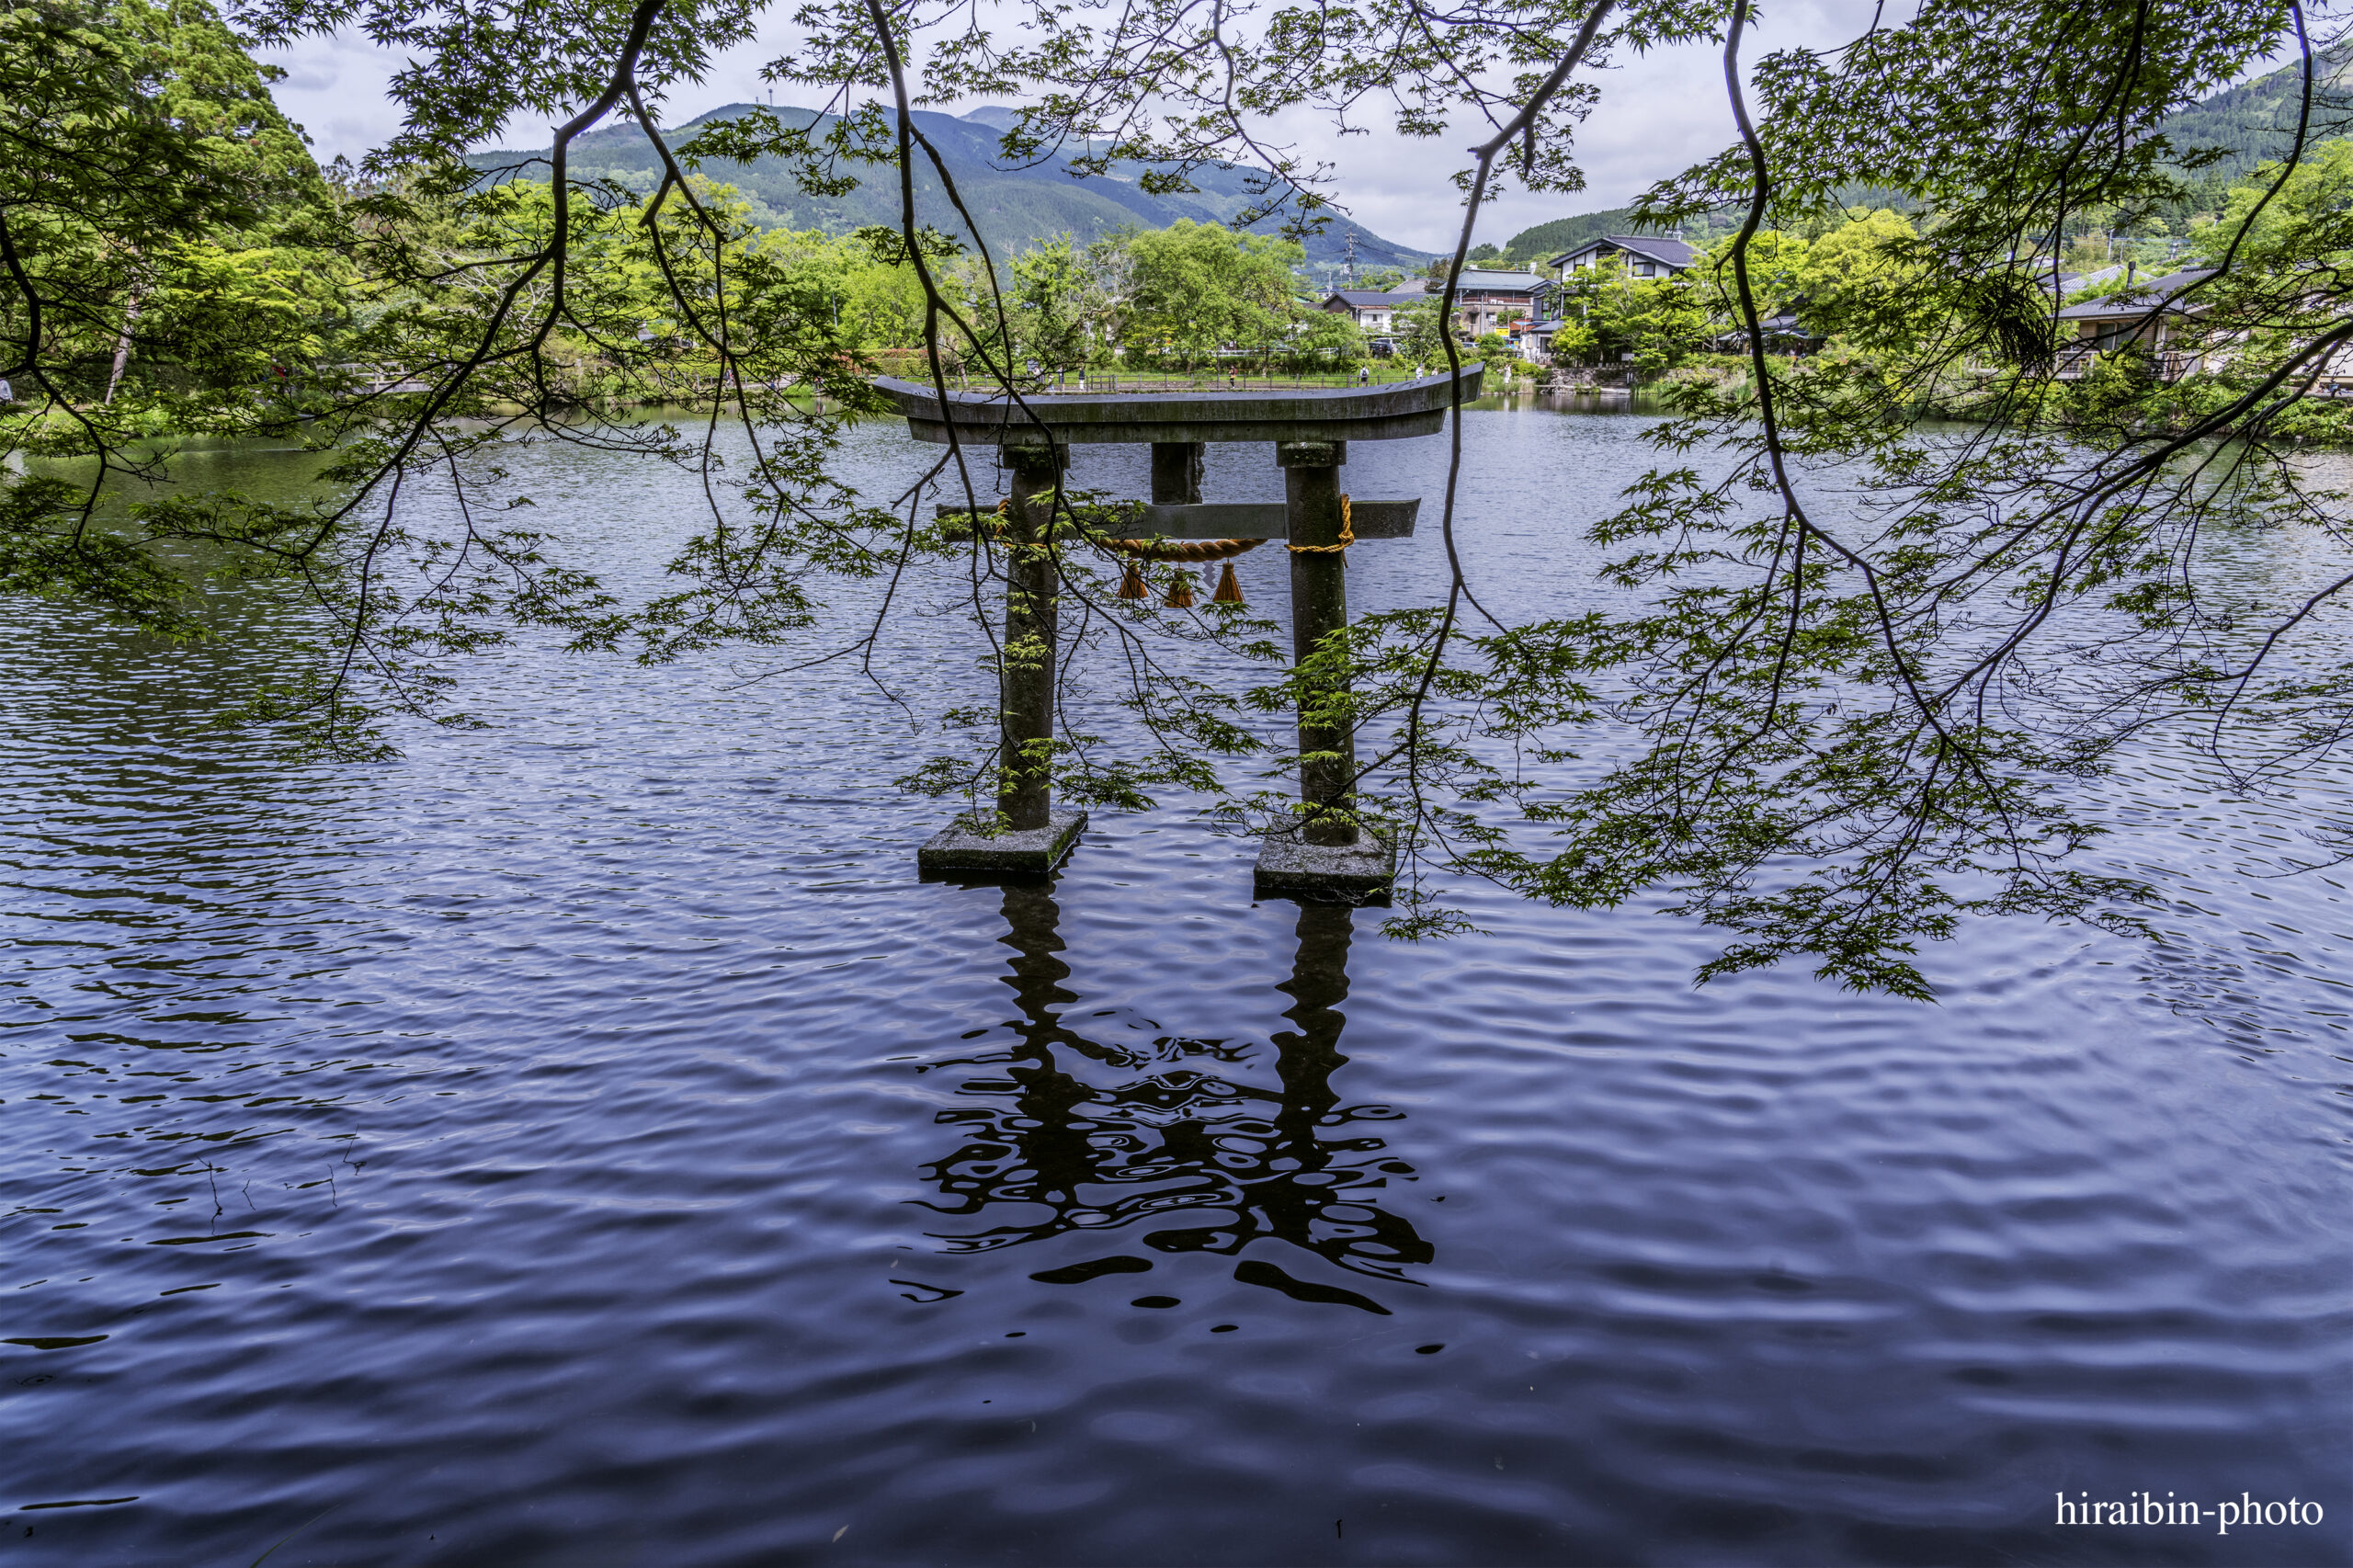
[[1496, 51, 2353, 267], [470, 104, 1431, 267], [1495, 206, 1669, 267]]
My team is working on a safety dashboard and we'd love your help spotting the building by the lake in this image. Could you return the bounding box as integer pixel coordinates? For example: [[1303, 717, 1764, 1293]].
[[2053, 265, 2216, 381], [1548, 233, 1699, 280], [1445, 268, 1541, 343], [1318, 287, 1429, 347], [1522, 234, 1701, 363], [1319, 268, 1543, 354]]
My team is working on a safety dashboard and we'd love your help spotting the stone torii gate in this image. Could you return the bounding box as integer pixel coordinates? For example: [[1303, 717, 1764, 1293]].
[[877, 365, 1483, 902]]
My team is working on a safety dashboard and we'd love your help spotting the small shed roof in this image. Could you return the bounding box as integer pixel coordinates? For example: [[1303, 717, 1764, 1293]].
[[1712, 312, 1815, 342], [2055, 267, 2216, 320]]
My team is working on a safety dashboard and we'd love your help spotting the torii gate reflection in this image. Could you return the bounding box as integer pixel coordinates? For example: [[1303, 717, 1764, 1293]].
[[915, 886, 1433, 1311]]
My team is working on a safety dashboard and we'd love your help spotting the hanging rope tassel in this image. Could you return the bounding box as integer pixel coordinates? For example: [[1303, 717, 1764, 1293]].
[[1094, 532, 1262, 607], [1211, 562, 1245, 604]]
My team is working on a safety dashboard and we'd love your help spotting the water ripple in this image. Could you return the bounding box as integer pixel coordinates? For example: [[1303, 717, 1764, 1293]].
[[1, 413, 2346, 1565]]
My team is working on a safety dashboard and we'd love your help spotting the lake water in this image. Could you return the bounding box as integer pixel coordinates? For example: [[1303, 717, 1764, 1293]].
[[3, 404, 2347, 1566]]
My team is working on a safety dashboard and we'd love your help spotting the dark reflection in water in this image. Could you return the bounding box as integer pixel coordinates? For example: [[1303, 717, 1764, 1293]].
[[920, 887, 1429, 1305]]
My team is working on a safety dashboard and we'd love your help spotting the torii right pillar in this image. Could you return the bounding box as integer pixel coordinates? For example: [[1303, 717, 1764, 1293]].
[[1256, 439, 1397, 904]]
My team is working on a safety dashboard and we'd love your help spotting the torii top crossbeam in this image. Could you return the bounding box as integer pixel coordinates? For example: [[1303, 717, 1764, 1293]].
[[872, 364, 1485, 448]]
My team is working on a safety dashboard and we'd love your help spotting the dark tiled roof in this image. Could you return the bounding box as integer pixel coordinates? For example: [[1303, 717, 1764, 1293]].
[[1712, 312, 1815, 341], [2055, 267, 2216, 319], [1547, 233, 1699, 270], [1324, 290, 1429, 308]]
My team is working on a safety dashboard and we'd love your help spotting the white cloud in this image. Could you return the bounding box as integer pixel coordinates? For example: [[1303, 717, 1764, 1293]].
[[261, 18, 813, 161], [1293, 0, 1883, 251], [261, 31, 405, 161]]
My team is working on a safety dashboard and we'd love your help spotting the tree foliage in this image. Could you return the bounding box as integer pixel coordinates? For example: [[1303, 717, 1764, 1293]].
[[1117, 220, 1305, 366], [1, 0, 335, 422], [17, 0, 2353, 994]]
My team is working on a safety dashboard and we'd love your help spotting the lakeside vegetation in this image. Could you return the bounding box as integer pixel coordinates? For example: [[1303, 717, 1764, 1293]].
[[1528, 154, 2353, 447], [11, 118, 1383, 437]]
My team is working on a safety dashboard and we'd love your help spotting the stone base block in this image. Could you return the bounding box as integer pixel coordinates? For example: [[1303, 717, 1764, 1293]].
[[1254, 830, 1395, 905], [918, 809, 1087, 879]]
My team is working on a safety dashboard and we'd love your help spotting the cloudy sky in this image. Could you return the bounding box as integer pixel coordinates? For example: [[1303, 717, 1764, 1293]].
[[262, 1, 1879, 253]]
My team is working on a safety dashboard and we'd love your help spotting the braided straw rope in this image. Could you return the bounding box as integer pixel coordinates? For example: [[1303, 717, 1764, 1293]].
[[1285, 494, 1353, 555], [1102, 494, 1354, 561], [975, 494, 1353, 561], [1098, 535, 1266, 562]]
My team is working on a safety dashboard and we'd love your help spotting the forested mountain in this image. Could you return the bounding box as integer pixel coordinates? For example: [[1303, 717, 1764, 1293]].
[[2160, 46, 2353, 188], [1493, 205, 1659, 266], [1497, 52, 2353, 267], [470, 105, 1430, 267]]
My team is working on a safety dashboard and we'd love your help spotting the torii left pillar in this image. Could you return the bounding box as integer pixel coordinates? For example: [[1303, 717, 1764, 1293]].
[[917, 438, 1088, 877]]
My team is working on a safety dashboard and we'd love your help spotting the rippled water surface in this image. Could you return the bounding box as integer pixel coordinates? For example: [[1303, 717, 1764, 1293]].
[[3, 407, 2347, 1566]]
